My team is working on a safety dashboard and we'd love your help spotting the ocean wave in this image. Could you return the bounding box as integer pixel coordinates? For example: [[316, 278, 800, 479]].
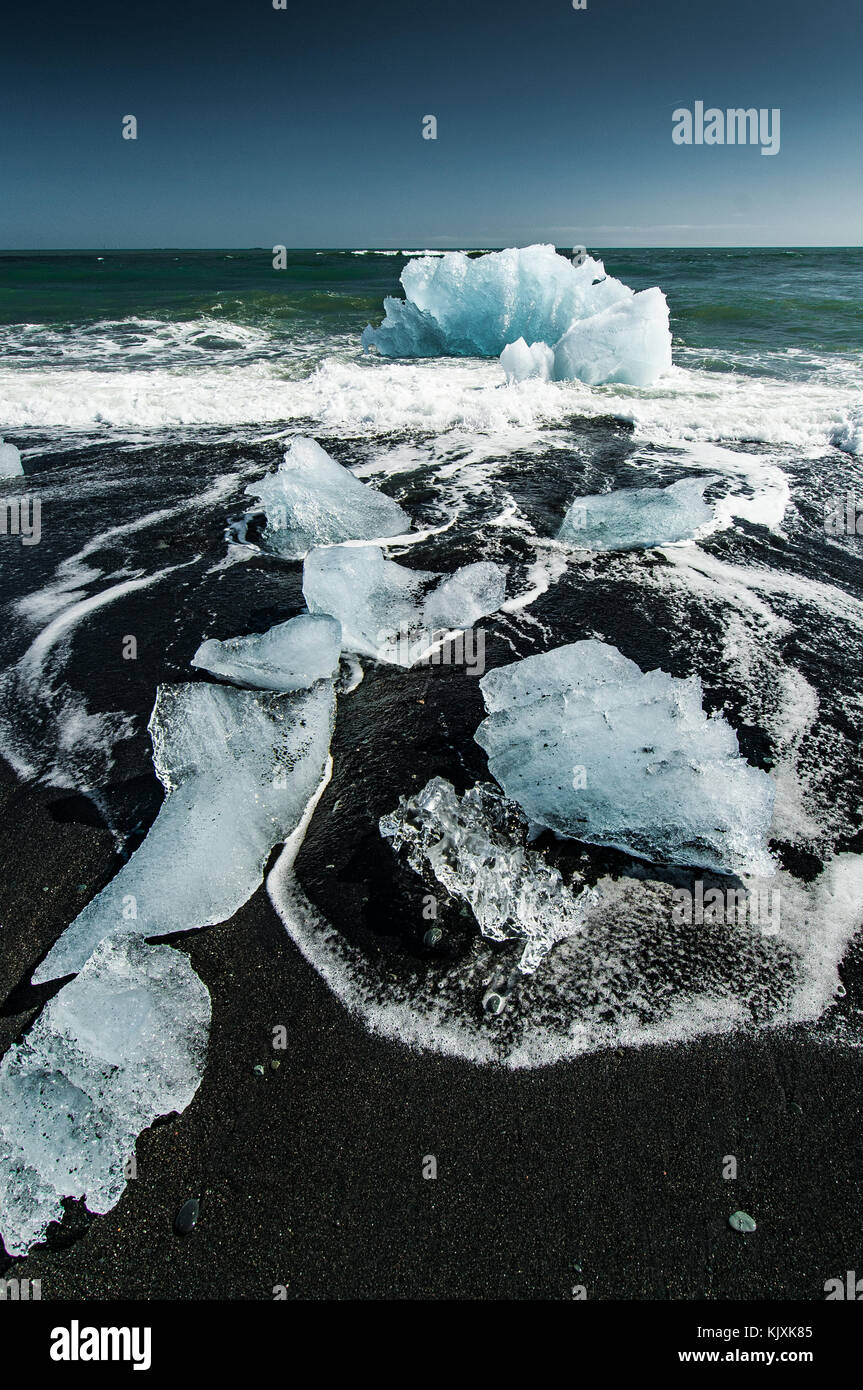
[[2, 351, 861, 456]]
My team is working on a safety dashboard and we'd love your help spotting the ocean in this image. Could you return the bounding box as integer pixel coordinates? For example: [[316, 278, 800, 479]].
[[2, 246, 863, 1067]]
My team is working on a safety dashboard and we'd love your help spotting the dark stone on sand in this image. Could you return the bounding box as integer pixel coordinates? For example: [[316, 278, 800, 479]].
[[174, 1199, 200, 1236]]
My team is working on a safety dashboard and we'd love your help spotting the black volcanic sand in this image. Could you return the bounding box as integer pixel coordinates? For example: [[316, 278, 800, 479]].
[[2, 746, 863, 1301], [2, 428, 863, 1299]]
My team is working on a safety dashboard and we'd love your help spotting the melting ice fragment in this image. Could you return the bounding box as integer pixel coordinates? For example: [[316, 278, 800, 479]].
[[244, 436, 410, 559], [0, 438, 23, 479], [33, 680, 336, 982], [558, 475, 718, 550], [362, 245, 672, 387], [380, 777, 599, 973], [475, 640, 776, 876], [191, 612, 342, 691], [0, 933, 210, 1256], [303, 544, 506, 666], [499, 338, 555, 382]]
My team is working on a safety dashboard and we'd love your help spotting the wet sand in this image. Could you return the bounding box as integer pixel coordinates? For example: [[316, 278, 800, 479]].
[[2, 759, 862, 1301]]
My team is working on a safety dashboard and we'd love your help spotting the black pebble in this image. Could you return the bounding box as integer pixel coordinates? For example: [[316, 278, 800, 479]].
[[173, 1198, 200, 1236]]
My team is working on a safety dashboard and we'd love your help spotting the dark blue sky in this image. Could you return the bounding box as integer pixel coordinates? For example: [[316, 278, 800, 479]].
[[2, 0, 861, 248]]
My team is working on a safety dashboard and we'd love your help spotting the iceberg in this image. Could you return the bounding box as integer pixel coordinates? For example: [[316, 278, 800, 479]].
[[33, 680, 336, 982], [191, 612, 342, 691], [475, 641, 776, 875], [380, 777, 599, 974], [245, 436, 410, 559], [0, 438, 23, 479], [558, 475, 719, 550], [0, 934, 210, 1256], [362, 244, 672, 387], [303, 544, 506, 666]]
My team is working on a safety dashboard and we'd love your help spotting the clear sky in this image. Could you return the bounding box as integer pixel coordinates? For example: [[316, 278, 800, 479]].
[[2, 0, 861, 248]]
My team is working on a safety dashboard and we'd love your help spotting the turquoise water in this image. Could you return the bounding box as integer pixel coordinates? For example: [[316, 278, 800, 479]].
[[2, 246, 861, 366]]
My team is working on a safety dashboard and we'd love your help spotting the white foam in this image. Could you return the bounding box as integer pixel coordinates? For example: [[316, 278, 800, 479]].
[[267, 844, 863, 1069], [2, 349, 859, 459]]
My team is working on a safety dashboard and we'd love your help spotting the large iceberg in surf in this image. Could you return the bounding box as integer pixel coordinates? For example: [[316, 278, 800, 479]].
[[380, 777, 599, 974], [34, 680, 336, 982], [0, 934, 210, 1255], [558, 475, 718, 550], [303, 544, 506, 666], [362, 245, 671, 387], [245, 436, 410, 559], [0, 438, 23, 479], [192, 612, 342, 691], [475, 641, 776, 875]]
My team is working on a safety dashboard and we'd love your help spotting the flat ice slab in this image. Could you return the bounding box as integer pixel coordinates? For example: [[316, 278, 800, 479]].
[[381, 777, 598, 973], [362, 245, 671, 387], [192, 612, 342, 691], [475, 640, 776, 875], [303, 544, 506, 666], [558, 475, 718, 550], [245, 436, 410, 559], [33, 679, 336, 982], [0, 934, 210, 1256]]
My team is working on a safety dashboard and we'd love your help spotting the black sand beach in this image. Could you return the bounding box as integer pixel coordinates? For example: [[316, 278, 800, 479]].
[[2, 755, 862, 1302]]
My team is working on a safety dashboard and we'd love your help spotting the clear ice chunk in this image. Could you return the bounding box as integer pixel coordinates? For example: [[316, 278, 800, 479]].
[[33, 680, 336, 982], [303, 544, 506, 666], [0, 933, 210, 1256], [362, 245, 671, 386], [191, 612, 342, 691], [0, 438, 23, 479], [499, 338, 555, 382], [558, 475, 719, 550], [380, 776, 599, 973], [475, 640, 776, 875], [245, 436, 410, 559]]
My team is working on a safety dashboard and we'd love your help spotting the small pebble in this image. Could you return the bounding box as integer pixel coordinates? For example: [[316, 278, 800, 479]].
[[483, 990, 507, 1016], [173, 1198, 200, 1236], [729, 1210, 756, 1233]]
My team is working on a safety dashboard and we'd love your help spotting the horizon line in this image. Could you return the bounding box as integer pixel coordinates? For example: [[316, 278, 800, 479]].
[[2, 243, 862, 254]]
